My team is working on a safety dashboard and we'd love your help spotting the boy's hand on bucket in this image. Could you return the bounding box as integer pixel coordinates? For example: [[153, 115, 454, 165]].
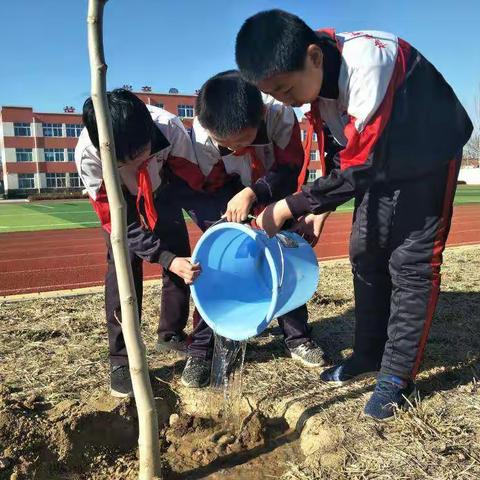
[[168, 257, 201, 285], [224, 187, 257, 223], [290, 212, 331, 247], [256, 199, 293, 237]]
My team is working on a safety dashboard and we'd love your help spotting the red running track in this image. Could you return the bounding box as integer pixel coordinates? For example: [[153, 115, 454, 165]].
[[1, 204, 479, 296]]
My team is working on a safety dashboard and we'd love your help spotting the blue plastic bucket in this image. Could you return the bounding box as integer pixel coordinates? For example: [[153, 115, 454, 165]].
[[190, 223, 319, 341]]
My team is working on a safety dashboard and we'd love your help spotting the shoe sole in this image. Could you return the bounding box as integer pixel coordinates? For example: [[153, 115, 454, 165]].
[[363, 387, 418, 422], [110, 388, 134, 398], [155, 343, 187, 356], [290, 351, 327, 368], [322, 370, 379, 386], [180, 376, 211, 389]]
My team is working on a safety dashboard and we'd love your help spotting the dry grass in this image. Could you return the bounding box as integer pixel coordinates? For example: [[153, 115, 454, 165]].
[[0, 245, 479, 479]]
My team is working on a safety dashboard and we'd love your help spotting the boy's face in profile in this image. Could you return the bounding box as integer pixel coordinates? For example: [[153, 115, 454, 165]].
[[210, 126, 258, 152], [117, 142, 153, 172], [257, 44, 324, 107]]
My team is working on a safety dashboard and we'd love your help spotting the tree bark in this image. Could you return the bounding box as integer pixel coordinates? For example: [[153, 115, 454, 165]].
[[86, 1, 162, 478]]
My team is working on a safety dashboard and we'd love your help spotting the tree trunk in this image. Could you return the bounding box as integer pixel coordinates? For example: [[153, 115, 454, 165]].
[[86, 1, 163, 478]]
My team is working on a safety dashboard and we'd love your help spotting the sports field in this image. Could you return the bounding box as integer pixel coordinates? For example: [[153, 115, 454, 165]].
[[1, 185, 479, 234]]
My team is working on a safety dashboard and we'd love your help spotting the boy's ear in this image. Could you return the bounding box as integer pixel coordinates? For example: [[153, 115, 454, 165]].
[[306, 44, 323, 68]]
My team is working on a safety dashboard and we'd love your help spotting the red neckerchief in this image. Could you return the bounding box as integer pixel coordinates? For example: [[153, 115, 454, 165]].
[[233, 146, 266, 183], [298, 98, 325, 191], [136, 159, 158, 230]]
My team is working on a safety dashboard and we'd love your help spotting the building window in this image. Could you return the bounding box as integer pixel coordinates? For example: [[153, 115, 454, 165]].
[[18, 174, 35, 189], [301, 130, 306, 141], [313, 132, 318, 142], [307, 170, 317, 183], [69, 172, 81, 188], [16, 148, 33, 162], [44, 148, 65, 162], [177, 104, 194, 118], [310, 150, 318, 161], [66, 123, 83, 137], [155, 103, 164, 109], [43, 123, 63, 137], [67, 148, 75, 162], [14, 122, 31, 136], [46, 173, 66, 188]]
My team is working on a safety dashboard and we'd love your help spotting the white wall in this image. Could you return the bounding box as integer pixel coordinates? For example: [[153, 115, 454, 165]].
[[38, 173, 46, 189], [7, 173, 18, 190], [4, 147, 17, 162], [1, 122, 15, 137], [32, 121, 43, 137], [458, 167, 480, 185]]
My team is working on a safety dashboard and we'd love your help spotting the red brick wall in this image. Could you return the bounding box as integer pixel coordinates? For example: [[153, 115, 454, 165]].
[[4, 163, 38, 174], [0, 107, 34, 122], [38, 163, 77, 173], [34, 113, 82, 124], [4, 137, 35, 148], [37, 138, 78, 149]]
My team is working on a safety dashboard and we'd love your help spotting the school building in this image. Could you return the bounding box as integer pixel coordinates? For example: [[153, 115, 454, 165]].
[[0, 88, 320, 198]]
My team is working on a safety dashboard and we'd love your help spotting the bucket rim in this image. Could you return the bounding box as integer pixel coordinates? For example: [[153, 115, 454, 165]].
[[190, 222, 280, 341]]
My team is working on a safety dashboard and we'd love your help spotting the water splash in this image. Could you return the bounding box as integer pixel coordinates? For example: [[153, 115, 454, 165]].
[[211, 334, 247, 431]]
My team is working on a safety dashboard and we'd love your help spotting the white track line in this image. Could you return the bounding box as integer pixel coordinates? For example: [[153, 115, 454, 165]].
[[0, 274, 162, 296], [0, 221, 99, 229], [0, 210, 94, 217]]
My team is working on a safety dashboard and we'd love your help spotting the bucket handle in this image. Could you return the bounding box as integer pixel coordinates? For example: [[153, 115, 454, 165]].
[[274, 235, 286, 289], [205, 214, 257, 229]]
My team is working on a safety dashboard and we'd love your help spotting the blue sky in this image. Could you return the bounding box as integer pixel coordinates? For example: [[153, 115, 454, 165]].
[[1, 0, 479, 117]]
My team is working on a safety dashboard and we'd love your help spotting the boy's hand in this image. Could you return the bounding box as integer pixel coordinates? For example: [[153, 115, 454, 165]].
[[168, 257, 201, 285], [225, 187, 257, 223], [290, 212, 331, 247], [256, 199, 293, 237]]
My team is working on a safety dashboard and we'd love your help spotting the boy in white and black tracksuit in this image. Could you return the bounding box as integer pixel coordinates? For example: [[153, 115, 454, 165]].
[[236, 10, 473, 419], [76, 89, 204, 397], [177, 71, 328, 388]]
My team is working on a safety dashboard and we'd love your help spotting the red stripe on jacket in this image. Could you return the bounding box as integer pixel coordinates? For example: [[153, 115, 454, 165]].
[[339, 39, 411, 171], [204, 161, 230, 193], [167, 156, 205, 191], [89, 184, 111, 233]]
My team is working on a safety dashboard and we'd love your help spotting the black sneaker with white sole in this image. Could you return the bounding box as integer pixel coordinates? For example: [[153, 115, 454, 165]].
[[110, 365, 133, 398], [181, 356, 211, 388], [320, 355, 380, 385], [288, 340, 327, 368], [156, 332, 187, 355]]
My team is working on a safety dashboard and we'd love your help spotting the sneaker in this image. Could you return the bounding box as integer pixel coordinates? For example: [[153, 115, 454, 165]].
[[156, 332, 187, 354], [288, 340, 327, 368], [364, 374, 416, 421], [110, 365, 133, 398], [320, 355, 380, 385], [181, 356, 211, 388]]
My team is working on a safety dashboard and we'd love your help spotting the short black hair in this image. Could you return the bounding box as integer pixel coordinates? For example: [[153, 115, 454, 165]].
[[235, 9, 319, 83], [82, 88, 154, 160], [195, 70, 264, 137]]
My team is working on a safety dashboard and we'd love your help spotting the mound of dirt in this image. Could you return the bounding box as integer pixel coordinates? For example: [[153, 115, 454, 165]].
[[299, 416, 346, 471], [0, 387, 146, 479]]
